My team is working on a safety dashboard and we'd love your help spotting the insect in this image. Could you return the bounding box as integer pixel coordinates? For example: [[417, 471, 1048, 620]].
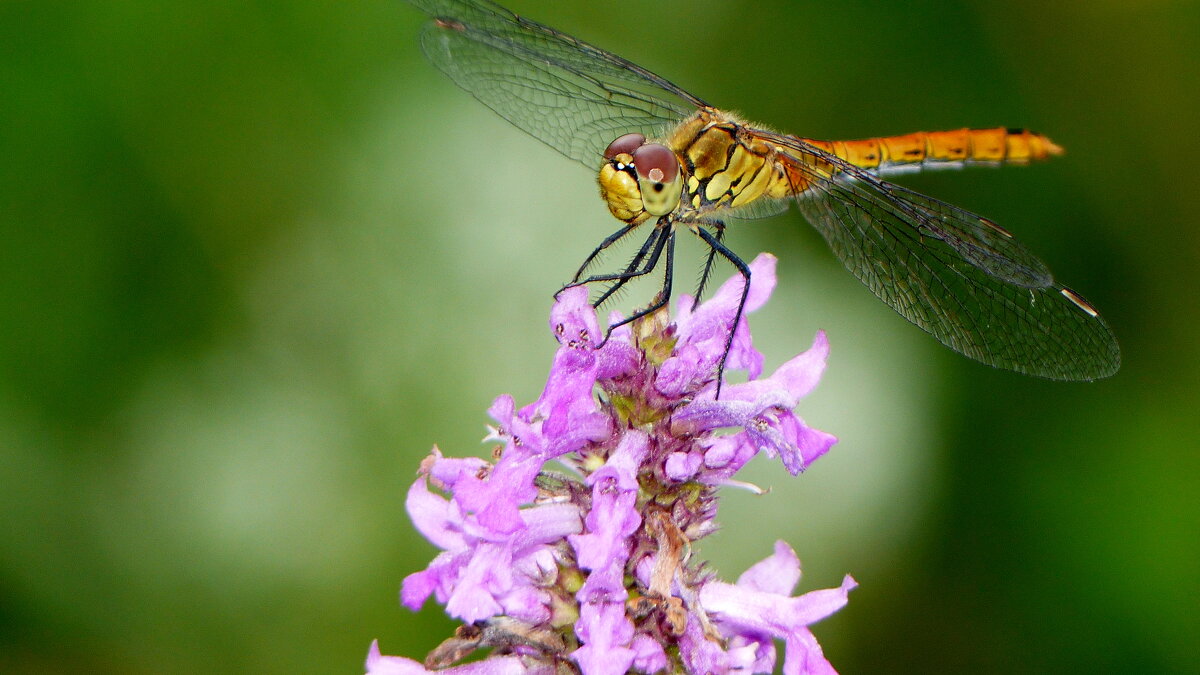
[[403, 0, 1120, 383]]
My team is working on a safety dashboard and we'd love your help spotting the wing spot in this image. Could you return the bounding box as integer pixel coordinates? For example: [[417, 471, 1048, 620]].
[[1061, 287, 1100, 317], [979, 217, 1013, 239], [434, 18, 466, 31]]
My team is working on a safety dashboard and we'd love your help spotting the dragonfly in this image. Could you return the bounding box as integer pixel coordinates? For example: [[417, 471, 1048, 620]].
[[402, 0, 1120, 384]]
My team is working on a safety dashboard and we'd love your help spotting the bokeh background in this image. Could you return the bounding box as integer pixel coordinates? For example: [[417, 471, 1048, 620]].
[[3, 0, 1197, 672]]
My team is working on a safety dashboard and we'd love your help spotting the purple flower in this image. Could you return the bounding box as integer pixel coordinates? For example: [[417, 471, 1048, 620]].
[[674, 331, 838, 477], [400, 452, 583, 624], [699, 541, 857, 675], [572, 600, 637, 675], [365, 640, 550, 675], [655, 254, 777, 396], [371, 253, 853, 674]]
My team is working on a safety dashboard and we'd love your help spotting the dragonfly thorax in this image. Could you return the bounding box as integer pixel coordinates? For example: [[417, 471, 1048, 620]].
[[598, 134, 684, 224]]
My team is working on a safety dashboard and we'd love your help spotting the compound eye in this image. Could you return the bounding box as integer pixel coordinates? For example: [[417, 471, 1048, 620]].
[[604, 133, 646, 160], [631, 143, 679, 184], [631, 143, 682, 217]]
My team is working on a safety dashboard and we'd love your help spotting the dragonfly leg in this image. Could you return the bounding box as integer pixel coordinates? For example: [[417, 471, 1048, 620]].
[[695, 225, 749, 399], [589, 224, 669, 308], [694, 221, 726, 302], [564, 223, 668, 299], [603, 230, 676, 341], [570, 223, 641, 284]]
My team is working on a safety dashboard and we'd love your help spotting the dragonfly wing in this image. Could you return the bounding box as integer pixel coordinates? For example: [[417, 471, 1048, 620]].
[[409, 0, 702, 169], [870, 181, 1053, 288], [758, 132, 1120, 380], [726, 196, 791, 221]]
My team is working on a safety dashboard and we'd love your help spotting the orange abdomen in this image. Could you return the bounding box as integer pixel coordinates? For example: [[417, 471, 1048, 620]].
[[804, 127, 1064, 174]]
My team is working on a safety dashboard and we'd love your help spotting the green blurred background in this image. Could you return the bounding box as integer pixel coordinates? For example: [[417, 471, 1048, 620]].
[[2, 0, 1197, 672]]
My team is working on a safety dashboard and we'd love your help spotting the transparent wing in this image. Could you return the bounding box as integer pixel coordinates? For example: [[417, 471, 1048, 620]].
[[726, 196, 791, 221], [403, 1, 1120, 380], [754, 129, 1120, 380], [406, 0, 702, 168]]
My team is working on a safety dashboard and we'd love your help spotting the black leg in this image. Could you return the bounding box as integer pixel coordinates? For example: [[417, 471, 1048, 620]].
[[694, 221, 726, 302], [571, 223, 639, 284], [565, 217, 746, 400], [570, 225, 667, 288], [590, 224, 668, 308], [605, 229, 676, 335], [695, 225, 750, 399]]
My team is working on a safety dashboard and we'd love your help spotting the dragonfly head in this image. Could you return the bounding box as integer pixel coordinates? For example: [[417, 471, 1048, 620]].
[[599, 133, 683, 224]]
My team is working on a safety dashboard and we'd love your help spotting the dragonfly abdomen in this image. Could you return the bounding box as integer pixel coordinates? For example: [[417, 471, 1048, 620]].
[[806, 128, 1063, 176]]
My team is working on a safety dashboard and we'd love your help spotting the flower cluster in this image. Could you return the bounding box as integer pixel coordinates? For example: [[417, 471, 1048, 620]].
[[368, 254, 854, 675]]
